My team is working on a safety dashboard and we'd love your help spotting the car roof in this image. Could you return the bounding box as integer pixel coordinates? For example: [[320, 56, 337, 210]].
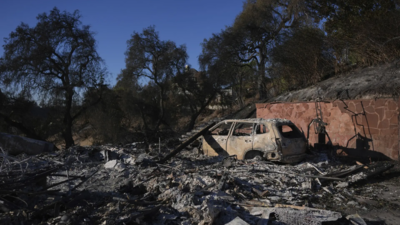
[[218, 118, 293, 124]]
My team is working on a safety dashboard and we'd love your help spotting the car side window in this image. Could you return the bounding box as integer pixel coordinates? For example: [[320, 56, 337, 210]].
[[255, 124, 269, 134], [232, 123, 254, 136], [210, 122, 232, 136], [277, 124, 303, 138]]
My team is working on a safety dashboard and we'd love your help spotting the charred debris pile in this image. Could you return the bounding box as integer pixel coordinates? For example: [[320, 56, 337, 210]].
[[0, 143, 397, 225]]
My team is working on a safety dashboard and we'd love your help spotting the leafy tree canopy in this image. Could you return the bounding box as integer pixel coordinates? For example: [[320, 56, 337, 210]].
[[0, 7, 106, 148], [117, 26, 188, 143]]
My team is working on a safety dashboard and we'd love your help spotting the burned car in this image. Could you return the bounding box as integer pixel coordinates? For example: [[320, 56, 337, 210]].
[[201, 118, 307, 163]]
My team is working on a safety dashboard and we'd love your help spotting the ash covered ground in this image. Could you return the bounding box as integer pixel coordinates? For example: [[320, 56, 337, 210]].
[[0, 143, 399, 225]]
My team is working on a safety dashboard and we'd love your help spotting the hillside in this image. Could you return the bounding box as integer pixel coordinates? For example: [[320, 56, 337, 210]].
[[269, 62, 400, 103]]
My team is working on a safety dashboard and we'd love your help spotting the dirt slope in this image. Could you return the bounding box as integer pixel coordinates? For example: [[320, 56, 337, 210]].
[[269, 62, 400, 102]]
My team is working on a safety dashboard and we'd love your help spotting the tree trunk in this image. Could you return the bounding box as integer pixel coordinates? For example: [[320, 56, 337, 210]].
[[187, 113, 198, 132], [186, 91, 217, 131], [63, 90, 75, 149], [154, 84, 164, 132], [238, 72, 244, 108], [139, 106, 150, 152], [63, 116, 74, 148], [258, 49, 267, 100]]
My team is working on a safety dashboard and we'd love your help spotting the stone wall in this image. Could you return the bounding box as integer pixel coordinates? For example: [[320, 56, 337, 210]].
[[256, 99, 399, 160]]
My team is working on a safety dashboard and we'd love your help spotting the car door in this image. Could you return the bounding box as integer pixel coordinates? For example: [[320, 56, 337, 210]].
[[253, 122, 276, 151], [276, 123, 306, 157], [202, 121, 233, 156], [226, 122, 254, 159]]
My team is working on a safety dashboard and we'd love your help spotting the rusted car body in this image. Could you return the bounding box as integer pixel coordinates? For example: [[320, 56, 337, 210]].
[[201, 118, 307, 163]]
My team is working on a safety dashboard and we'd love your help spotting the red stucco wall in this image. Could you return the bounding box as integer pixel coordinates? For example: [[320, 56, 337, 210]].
[[256, 99, 399, 160]]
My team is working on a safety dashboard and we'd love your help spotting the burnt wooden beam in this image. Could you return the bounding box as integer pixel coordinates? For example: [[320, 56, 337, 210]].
[[158, 122, 215, 163]]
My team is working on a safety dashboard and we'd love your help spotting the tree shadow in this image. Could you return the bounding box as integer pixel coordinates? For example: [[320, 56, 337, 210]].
[[332, 98, 392, 162], [203, 135, 230, 157]]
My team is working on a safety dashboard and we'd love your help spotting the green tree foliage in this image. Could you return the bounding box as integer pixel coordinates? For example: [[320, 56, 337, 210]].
[[199, 31, 238, 88], [172, 68, 219, 131], [199, 0, 308, 101], [0, 90, 52, 141], [309, 0, 400, 66], [270, 27, 334, 91], [200, 34, 257, 107], [199, 30, 258, 108], [117, 26, 188, 142], [232, 0, 307, 98], [82, 86, 124, 144], [199, 0, 400, 101], [232, 62, 258, 107], [0, 8, 106, 148]]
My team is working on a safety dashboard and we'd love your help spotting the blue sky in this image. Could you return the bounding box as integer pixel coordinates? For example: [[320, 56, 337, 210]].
[[0, 0, 245, 86]]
